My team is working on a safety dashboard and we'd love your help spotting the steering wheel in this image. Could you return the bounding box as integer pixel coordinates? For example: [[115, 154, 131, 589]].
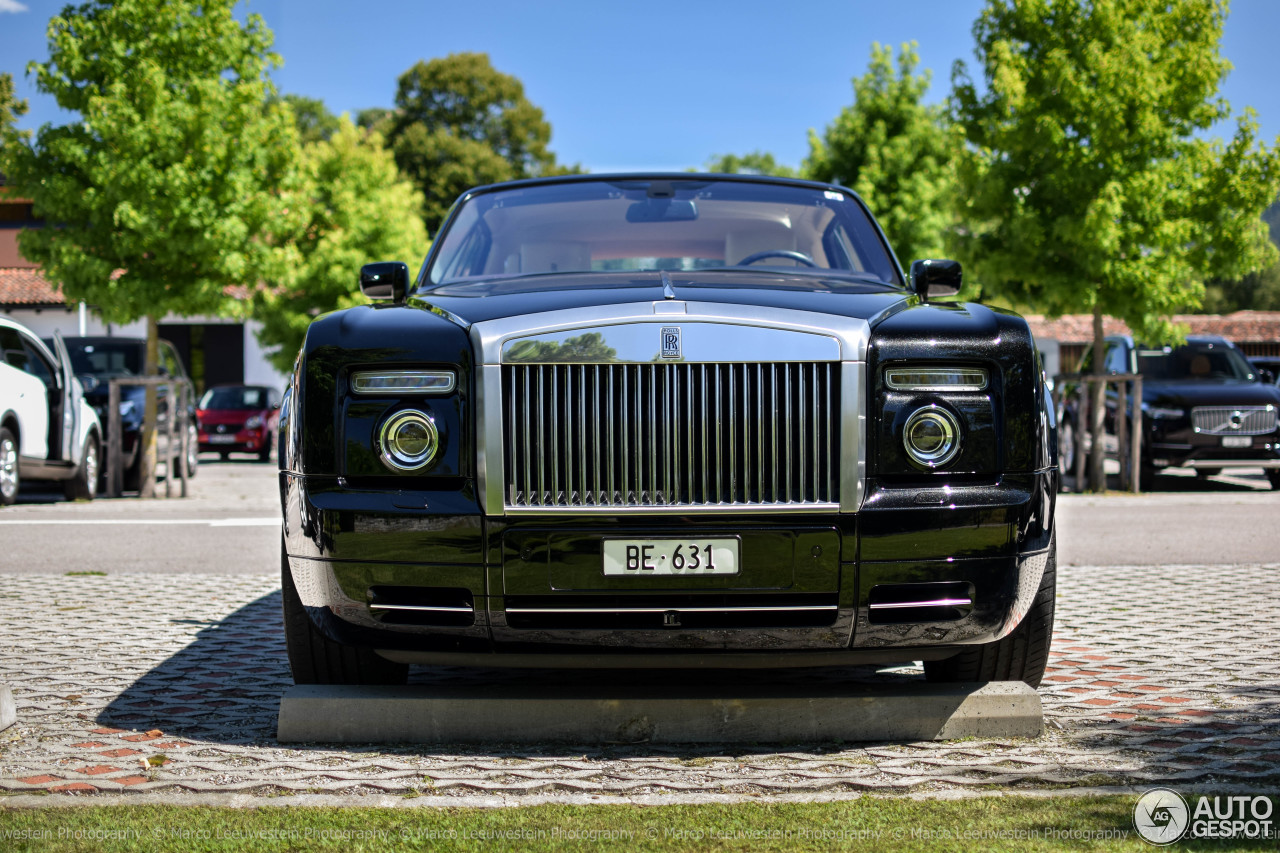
[[734, 249, 817, 268]]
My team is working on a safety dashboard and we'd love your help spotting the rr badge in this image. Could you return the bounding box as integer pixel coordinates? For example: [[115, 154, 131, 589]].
[[660, 326, 681, 359]]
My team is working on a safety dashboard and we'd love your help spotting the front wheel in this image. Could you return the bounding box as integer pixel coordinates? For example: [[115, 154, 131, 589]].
[[0, 427, 19, 506], [281, 544, 408, 685], [1268, 470, 1280, 491], [924, 535, 1056, 689], [184, 423, 199, 478], [64, 434, 100, 502]]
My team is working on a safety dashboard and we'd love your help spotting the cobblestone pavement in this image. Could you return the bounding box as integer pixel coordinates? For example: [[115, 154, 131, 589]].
[[1, 563, 1277, 802]]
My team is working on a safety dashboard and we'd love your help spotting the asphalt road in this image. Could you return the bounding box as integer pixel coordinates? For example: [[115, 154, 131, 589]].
[[0, 456, 1275, 573]]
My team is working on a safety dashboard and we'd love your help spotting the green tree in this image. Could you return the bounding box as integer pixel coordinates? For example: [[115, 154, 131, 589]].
[[384, 52, 581, 233], [949, 0, 1280, 491], [699, 151, 797, 178], [256, 117, 428, 373], [281, 94, 342, 144], [0, 0, 302, 496], [805, 42, 955, 264], [1201, 262, 1280, 313], [0, 72, 27, 147]]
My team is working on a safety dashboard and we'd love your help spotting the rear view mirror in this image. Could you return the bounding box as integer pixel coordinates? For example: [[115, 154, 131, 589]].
[[910, 259, 962, 301], [360, 262, 409, 303], [625, 198, 698, 223]]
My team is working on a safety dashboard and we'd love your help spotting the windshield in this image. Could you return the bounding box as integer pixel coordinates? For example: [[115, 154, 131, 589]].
[[1136, 342, 1258, 382], [200, 387, 268, 410], [425, 178, 902, 287], [63, 340, 143, 377]]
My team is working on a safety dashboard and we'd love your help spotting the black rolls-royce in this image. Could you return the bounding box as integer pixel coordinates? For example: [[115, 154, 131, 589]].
[[278, 175, 1059, 688]]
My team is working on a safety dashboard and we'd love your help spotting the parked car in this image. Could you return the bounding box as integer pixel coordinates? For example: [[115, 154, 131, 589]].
[[1088, 335, 1280, 489], [197, 384, 280, 461], [0, 318, 102, 504], [57, 336, 199, 489], [1249, 356, 1280, 386], [279, 174, 1060, 688]]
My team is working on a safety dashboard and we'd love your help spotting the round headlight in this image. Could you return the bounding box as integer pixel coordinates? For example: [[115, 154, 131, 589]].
[[903, 406, 961, 467], [379, 410, 439, 471]]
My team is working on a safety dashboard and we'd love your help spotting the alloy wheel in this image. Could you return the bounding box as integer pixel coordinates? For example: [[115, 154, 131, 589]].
[[0, 436, 17, 501]]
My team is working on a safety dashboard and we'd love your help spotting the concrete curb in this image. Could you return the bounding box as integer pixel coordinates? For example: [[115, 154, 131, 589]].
[[0, 683, 13, 732], [277, 681, 1042, 744]]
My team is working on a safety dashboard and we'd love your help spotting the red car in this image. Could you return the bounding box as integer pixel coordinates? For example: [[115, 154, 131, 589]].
[[196, 385, 280, 461]]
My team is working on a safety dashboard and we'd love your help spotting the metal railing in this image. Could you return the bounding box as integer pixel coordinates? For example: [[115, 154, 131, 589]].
[[104, 377, 193, 499], [1053, 373, 1144, 493]]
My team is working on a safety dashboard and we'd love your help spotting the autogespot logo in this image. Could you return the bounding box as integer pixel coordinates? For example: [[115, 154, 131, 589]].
[[1134, 788, 1190, 845]]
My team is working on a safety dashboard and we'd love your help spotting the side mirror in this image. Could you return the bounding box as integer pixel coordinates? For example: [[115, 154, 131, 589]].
[[360, 262, 410, 303], [910, 259, 962, 301], [1258, 368, 1275, 385]]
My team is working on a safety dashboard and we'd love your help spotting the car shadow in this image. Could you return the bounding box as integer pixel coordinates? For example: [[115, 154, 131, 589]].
[[96, 588, 930, 753], [93, 591, 1280, 787], [97, 591, 293, 744]]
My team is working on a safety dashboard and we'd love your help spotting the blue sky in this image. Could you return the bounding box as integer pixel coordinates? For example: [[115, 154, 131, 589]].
[[3, 0, 1279, 173]]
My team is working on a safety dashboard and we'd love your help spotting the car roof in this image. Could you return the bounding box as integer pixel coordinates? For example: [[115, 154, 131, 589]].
[[458, 171, 862, 202], [1, 316, 59, 362]]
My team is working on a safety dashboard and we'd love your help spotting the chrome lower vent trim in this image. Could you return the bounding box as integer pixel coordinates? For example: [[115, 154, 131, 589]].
[[501, 362, 840, 511]]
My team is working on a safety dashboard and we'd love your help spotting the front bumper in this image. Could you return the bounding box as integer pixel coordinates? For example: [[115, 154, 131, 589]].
[[281, 469, 1056, 665], [1148, 430, 1280, 470], [199, 429, 268, 453]]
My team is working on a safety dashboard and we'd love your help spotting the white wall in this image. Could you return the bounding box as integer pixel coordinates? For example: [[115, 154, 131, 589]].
[[0, 304, 289, 390]]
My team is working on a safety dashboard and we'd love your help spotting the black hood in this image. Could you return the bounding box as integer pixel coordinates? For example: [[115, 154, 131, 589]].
[[412, 270, 913, 326], [1145, 380, 1280, 408]]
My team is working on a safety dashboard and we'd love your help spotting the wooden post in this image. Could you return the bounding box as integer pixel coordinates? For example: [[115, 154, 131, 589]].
[[164, 378, 175, 499], [107, 380, 122, 498], [179, 383, 190, 498], [1116, 379, 1128, 491], [1131, 375, 1143, 494], [1074, 381, 1087, 493]]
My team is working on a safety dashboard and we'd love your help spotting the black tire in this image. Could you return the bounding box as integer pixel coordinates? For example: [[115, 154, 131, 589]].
[[257, 441, 272, 463], [123, 456, 142, 492], [1058, 416, 1075, 476], [0, 426, 19, 506], [1268, 471, 1280, 491], [924, 535, 1056, 689], [1119, 435, 1156, 492], [184, 424, 199, 478], [281, 544, 408, 685], [219, 451, 230, 461], [63, 434, 100, 502]]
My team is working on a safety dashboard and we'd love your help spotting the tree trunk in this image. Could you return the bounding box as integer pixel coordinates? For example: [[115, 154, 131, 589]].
[[1088, 306, 1107, 493], [139, 315, 159, 498]]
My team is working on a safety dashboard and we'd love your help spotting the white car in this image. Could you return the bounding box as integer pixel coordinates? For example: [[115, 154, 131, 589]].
[[0, 317, 102, 504]]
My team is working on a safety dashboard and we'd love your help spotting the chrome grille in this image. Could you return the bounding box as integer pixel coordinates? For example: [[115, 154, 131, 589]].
[[502, 362, 840, 510], [1191, 406, 1277, 435]]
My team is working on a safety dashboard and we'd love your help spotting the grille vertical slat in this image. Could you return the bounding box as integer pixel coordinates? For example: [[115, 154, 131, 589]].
[[728, 364, 737, 504], [503, 362, 839, 510], [799, 364, 807, 503]]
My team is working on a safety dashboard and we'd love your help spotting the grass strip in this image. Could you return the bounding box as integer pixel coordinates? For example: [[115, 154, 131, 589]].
[[0, 795, 1275, 851]]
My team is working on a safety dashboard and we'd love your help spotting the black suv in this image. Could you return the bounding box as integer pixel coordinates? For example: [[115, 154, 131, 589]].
[[55, 336, 199, 489], [1091, 335, 1280, 489]]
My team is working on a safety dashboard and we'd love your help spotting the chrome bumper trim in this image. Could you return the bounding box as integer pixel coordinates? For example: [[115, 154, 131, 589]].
[[1184, 459, 1280, 470], [504, 605, 839, 615], [869, 598, 973, 610]]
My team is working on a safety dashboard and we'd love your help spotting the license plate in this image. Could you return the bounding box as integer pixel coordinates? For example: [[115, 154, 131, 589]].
[[602, 538, 739, 576], [1222, 436, 1252, 448], [209, 435, 238, 444]]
